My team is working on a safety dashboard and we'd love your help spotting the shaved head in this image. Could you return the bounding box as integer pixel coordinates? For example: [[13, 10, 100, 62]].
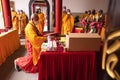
[[31, 13, 38, 20], [31, 13, 39, 25]]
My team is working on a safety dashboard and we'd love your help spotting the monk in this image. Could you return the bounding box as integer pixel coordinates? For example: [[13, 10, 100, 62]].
[[89, 9, 97, 21], [17, 10, 23, 35], [36, 8, 45, 35], [81, 11, 89, 20], [61, 6, 67, 35], [11, 8, 19, 30], [62, 6, 67, 18], [62, 9, 74, 35], [14, 13, 47, 73], [20, 10, 28, 35]]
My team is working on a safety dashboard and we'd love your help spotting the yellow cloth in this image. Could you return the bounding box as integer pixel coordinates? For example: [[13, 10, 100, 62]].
[[61, 14, 74, 35], [25, 21, 46, 66], [0, 30, 20, 65], [37, 13, 45, 35]]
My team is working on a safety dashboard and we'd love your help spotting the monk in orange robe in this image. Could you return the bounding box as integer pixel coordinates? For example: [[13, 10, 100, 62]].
[[62, 6, 67, 18], [81, 11, 89, 20], [20, 10, 28, 35], [14, 13, 46, 73], [36, 8, 45, 35], [61, 6, 67, 35], [11, 9, 19, 30], [17, 10, 22, 35], [62, 9, 74, 35], [17, 10, 27, 37]]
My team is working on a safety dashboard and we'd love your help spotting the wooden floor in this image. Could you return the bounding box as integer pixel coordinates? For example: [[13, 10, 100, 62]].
[[0, 39, 38, 80]]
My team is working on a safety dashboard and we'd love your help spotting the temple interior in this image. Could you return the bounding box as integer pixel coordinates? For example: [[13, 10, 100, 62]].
[[0, 0, 120, 80]]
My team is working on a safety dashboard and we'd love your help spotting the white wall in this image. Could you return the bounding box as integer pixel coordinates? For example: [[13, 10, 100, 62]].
[[10, 0, 30, 17], [11, 0, 109, 15], [63, 0, 109, 13]]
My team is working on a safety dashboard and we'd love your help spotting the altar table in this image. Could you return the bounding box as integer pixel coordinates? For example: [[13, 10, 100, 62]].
[[38, 51, 97, 80]]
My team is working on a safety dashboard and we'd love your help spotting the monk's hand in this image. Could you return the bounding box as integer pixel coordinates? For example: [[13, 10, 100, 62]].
[[43, 33, 54, 37]]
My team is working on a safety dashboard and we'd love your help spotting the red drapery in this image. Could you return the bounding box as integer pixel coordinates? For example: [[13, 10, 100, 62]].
[[38, 51, 97, 80]]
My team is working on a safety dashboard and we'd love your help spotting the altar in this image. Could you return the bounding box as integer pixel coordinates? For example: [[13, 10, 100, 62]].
[[38, 51, 97, 80]]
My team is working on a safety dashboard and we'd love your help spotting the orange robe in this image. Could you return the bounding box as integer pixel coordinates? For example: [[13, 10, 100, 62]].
[[17, 14, 22, 34], [21, 13, 28, 35], [22, 13, 28, 27], [37, 12, 45, 35], [61, 11, 67, 35], [62, 11, 67, 18], [18, 13, 28, 35], [11, 11, 19, 30], [62, 14, 74, 34], [11, 11, 17, 20]]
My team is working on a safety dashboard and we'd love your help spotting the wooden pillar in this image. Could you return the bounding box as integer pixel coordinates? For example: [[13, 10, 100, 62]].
[[2, 0, 12, 28], [54, 0, 62, 34]]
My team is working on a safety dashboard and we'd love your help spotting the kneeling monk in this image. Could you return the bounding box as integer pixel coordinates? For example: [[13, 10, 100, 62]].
[[14, 13, 46, 73]]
